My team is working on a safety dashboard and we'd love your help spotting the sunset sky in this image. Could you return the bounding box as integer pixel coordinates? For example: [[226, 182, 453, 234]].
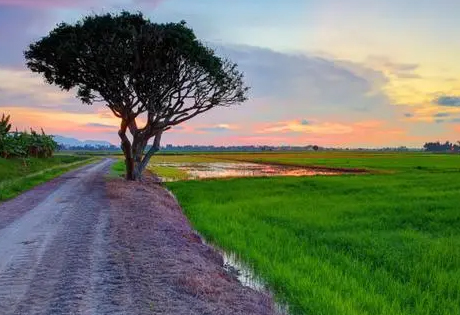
[[1, 0, 460, 147]]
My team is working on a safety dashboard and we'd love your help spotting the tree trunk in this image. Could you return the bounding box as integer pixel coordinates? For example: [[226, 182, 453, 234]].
[[119, 119, 139, 181], [119, 119, 163, 181], [125, 155, 136, 181]]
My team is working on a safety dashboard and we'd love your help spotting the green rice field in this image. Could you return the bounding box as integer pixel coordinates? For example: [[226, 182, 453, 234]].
[[161, 152, 460, 315]]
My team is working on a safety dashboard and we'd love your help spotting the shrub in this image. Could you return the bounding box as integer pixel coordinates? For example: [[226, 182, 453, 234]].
[[0, 114, 57, 158]]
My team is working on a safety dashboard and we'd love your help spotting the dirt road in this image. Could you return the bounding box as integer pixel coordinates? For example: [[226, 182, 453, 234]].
[[0, 159, 279, 315]]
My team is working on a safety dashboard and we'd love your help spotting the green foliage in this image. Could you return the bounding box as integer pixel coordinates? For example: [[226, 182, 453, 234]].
[[109, 159, 126, 178], [24, 11, 248, 180], [167, 152, 460, 315], [24, 10, 247, 116], [0, 114, 57, 159], [0, 113, 12, 136]]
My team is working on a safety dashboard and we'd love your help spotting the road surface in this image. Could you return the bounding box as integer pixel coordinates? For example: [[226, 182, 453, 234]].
[[0, 159, 128, 315], [0, 158, 279, 315]]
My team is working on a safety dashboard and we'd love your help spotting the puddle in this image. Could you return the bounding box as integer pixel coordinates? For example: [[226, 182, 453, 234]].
[[222, 251, 291, 315], [197, 235, 290, 315], [156, 162, 343, 181], [221, 251, 266, 292]]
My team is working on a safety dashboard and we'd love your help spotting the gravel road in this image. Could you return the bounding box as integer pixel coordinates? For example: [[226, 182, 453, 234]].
[[0, 159, 279, 315], [0, 159, 128, 314]]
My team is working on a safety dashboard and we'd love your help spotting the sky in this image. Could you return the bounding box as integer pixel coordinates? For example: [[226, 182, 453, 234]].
[[1, 0, 460, 147]]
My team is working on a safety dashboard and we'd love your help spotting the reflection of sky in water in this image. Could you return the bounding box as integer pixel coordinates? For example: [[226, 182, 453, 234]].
[[199, 233, 291, 315], [157, 162, 341, 181]]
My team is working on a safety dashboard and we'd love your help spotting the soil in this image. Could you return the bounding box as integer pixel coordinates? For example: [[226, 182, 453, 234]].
[[106, 174, 280, 315], [0, 158, 280, 315]]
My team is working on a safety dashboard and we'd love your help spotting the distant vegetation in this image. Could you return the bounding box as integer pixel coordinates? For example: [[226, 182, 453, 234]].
[[0, 114, 57, 159], [423, 141, 460, 152]]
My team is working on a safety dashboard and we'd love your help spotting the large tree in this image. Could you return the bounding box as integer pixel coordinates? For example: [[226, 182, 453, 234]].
[[25, 11, 248, 180]]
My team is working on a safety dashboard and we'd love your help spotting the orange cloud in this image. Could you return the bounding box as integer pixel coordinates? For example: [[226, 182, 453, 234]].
[[246, 118, 409, 147], [0, 106, 120, 142], [257, 120, 357, 135]]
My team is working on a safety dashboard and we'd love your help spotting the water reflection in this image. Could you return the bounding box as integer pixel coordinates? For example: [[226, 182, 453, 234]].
[[199, 235, 291, 315], [157, 162, 342, 181]]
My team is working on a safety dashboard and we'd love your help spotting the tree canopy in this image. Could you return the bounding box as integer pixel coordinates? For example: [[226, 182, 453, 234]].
[[25, 11, 248, 180]]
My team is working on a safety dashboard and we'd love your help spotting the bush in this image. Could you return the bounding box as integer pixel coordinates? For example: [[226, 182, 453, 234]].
[[0, 114, 57, 158]]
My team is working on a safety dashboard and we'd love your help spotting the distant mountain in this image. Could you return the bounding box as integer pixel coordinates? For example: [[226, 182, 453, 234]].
[[53, 135, 114, 148]]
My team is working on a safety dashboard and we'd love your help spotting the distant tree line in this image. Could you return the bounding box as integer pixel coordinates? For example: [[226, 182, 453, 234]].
[[159, 144, 325, 152], [423, 141, 460, 152], [58, 144, 120, 151], [0, 114, 57, 158]]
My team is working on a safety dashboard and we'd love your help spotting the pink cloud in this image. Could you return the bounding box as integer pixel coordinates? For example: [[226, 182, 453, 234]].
[[0, 0, 90, 7], [243, 119, 413, 147], [255, 120, 355, 135], [0, 0, 166, 8], [133, 0, 165, 7]]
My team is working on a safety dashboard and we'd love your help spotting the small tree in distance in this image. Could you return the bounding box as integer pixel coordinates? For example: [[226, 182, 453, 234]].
[[25, 11, 248, 180]]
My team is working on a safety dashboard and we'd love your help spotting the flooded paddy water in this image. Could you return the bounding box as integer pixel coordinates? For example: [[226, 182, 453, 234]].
[[154, 161, 346, 181], [197, 234, 291, 315]]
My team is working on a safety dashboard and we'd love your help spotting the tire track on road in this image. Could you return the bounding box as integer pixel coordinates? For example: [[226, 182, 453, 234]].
[[0, 159, 134, 315]]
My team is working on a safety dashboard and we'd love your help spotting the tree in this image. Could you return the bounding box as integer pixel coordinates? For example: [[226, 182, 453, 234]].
[[25, 11, 248, 180]]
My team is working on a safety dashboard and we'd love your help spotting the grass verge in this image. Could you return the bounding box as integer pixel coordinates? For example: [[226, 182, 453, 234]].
[[110, 159, 190, 181], [108, 159, 126, 178], [148, 165, 189, 181], [0, 155, 96, 201]]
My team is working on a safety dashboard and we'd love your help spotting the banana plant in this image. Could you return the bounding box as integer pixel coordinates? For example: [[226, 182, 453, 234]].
[[0, 114, 58, 159]]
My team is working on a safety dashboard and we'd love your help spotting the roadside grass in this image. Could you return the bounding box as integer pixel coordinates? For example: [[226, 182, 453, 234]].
[[148, 165, 189, 181], [166, 152, 460, 315], [0, 155, 95, 201], [108, 159, 126, 178], [110, 158, 191, 180]]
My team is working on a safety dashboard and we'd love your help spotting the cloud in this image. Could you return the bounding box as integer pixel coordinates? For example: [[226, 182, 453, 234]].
[[0, 0, 166, 8], [85, 122, 117, 129], [432, 118, 460, 124], [257, 120, 354, 135], [366, 55, 421, 79], [0, 2, 169, 67], [195, 124, 236, 133], [132, 0, 165, 7], [0, 68, 75, 105], [215, 45, 389, 115], [0, 0, 86, 7], [1, 0, 65, 6], [0, 67, 102, 114], [433, 112, 451, 118], [434, 96, 460, 107], [0, 7, 56, 66]]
